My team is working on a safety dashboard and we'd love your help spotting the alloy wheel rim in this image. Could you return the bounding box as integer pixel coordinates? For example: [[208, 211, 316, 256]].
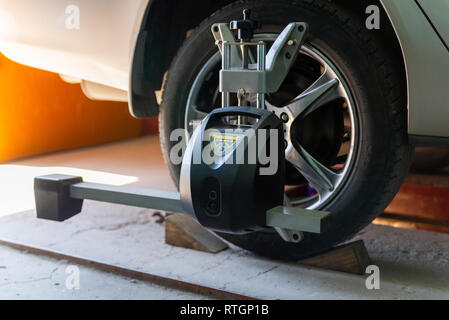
[[184, 37, 359, 210]]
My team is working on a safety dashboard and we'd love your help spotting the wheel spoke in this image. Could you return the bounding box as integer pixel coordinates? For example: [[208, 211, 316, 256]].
[[284, 68, 340, 119], [286, 145, 342, 199]]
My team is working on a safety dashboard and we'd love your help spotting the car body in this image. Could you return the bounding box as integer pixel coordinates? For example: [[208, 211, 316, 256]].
[[0, 0, 448, 142]]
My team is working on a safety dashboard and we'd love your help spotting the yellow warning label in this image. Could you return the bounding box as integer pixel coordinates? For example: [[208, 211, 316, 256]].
[[210, 134, 243, 156]]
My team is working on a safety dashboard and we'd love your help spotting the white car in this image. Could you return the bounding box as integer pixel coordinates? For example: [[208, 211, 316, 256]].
[[2, 0, 449, 259]]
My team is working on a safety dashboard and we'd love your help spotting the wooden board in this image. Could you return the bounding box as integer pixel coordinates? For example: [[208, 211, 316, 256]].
[[384, 172, 449, 233], [165, 214, 371, 275], [165, 214, 228, 254], [299, 240, 371, 275]]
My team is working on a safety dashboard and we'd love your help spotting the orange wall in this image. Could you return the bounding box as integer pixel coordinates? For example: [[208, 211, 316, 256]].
[[0, 53, 143, 161]]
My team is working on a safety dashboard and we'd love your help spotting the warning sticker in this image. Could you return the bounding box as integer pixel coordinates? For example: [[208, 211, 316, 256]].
[[210, 133, 244, 156]]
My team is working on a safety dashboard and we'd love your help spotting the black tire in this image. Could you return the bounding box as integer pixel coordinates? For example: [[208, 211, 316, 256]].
[[159, 0, 412, 260]]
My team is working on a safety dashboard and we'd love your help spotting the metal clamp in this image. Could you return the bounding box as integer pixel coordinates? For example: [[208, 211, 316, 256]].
[[212, 22, 309, 104]]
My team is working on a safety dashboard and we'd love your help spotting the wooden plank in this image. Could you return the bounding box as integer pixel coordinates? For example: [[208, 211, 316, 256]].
[[375, 213, 449, 234], [386, 183, 449, 223], [403, 172, 449, 188], [165, 214, 228, 254], [384, 173, 449, 233], [298, 240, 371, 275], [166, 214, 370, 275]]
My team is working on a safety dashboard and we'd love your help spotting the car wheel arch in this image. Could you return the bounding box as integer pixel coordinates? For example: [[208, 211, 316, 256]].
[[129, 0, 407, 122]]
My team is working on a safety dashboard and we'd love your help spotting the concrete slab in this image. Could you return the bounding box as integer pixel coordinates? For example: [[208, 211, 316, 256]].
[[1, 137, 449, 299], [0, 242, 207, 300]]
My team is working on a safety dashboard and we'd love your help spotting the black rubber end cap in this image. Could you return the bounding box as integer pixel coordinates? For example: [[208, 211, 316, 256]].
[[34, 174, 84, 222]]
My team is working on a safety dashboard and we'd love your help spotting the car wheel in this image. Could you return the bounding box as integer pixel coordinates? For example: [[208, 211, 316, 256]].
[[159, 0, 413, 260]]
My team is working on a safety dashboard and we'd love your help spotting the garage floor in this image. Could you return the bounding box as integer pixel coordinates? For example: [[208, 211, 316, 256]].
[[1, 136, 449, 299]]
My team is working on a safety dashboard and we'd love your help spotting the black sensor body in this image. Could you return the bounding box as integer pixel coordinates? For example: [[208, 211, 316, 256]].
[[180, 107, 285, 234]]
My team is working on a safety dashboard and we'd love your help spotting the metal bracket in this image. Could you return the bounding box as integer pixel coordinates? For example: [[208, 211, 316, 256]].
[[34, 175, 331, 241], [265, 22, 308, 92], [214, 22, 308, 95], [211, 23, 243, 69]]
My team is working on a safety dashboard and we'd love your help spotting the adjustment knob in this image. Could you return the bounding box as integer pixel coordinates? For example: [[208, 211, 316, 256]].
[[229, 9, 259, 41]]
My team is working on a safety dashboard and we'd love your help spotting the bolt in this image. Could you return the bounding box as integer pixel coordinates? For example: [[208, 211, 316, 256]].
[[287, 40, 296, 46], [280, 113, 289, 123]]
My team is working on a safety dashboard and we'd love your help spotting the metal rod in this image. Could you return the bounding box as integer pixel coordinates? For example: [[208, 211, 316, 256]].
[[266, 206, 331, 234], [222, 42, 231, 70], [256, 94, 265, 109], [257, 42, 266, 71], [70, 183, 331, 234], [257, 42, 266, 109], [70, 182, 184, 214], [222, 42, 231, 108], [241, 41, 249, 69], [239, 40, 249, 124], [69, 182, 331, 234], [223, 93, 230, 108]]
